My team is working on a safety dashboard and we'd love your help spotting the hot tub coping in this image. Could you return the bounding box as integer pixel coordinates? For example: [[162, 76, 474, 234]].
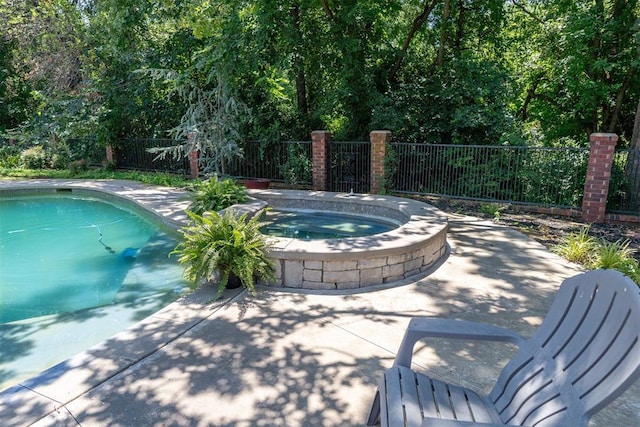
[[245, 189, 448, 259]]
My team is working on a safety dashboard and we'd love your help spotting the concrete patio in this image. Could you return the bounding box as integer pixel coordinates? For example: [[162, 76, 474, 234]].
[[1, 180, 639, 426]]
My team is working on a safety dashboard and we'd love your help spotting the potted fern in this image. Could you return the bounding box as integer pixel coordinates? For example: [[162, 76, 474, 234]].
[[172, 209, 275, 296]]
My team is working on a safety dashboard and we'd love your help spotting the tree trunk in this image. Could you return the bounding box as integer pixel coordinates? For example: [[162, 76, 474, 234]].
[[437, 0, 450, 67], [454, 0, 465, 53], [633, 100, 640, 149], [388, 0, 440, 83], [290, 2, 308, 116], [625, 100, 640, 210]]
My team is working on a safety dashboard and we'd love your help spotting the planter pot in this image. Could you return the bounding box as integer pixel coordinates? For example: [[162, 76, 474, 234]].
[[245, 179, 271, 189], [226, 272, 243, 289]]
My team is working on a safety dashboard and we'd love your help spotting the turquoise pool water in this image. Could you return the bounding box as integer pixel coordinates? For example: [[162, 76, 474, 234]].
[[0, 193, 189, 390], [260, 209, 397, 239]]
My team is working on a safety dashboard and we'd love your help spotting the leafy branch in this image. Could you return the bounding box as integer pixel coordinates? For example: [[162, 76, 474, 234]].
[[139, 68, 249, 176]]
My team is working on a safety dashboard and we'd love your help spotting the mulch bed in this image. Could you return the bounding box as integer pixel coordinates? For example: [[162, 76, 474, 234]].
[[414, 196, 640, 263]]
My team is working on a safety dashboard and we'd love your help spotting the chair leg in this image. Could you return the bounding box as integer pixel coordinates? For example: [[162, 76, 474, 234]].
[[366, 388, 381, 426]]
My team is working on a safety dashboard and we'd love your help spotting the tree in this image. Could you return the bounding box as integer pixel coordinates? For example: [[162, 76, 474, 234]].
[[506, 0, 640, 145], [626, 100, 640, 209], [143, 67, 249, 176], [0, 0, 89, 138]]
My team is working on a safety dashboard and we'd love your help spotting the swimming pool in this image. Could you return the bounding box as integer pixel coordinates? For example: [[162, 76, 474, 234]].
[[0, 190, 190, 391]]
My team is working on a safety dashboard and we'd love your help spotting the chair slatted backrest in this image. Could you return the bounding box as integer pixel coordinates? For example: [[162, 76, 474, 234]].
[[488, 270, 640, 427]]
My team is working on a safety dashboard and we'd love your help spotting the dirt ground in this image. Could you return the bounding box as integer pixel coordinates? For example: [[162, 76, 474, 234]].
[[419, 196, 640, 263]]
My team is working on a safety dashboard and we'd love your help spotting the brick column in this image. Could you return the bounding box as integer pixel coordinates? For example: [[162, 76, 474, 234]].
[[312, 130, 331, 191], [370, 130, 392, 194], [187, 132, 200, 179], [582, 133, 618, 223]]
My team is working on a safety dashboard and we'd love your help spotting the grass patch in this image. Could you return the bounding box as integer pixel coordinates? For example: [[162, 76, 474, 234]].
[[0, 167, 190, 188]]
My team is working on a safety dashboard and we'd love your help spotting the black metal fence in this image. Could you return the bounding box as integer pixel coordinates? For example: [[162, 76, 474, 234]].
[[115, 138, 190, 173], [388, 143, 590, 209], [611, 149, 640, 213], [66, 138, 106, 166], [329, 141, 370, 193], [226, 140, 313, 186], [107, 138, 640, 214]]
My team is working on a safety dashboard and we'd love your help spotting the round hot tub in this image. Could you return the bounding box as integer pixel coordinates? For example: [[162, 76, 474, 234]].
[[246, 190, 448, 290]]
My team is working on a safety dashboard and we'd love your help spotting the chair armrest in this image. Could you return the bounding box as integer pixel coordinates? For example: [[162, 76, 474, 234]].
[[422, 418, 520, 426], [394, 317, 526, 367]]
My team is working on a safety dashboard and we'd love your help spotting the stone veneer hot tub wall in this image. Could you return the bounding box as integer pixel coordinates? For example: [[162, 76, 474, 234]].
[[247, 190, 448, 290]]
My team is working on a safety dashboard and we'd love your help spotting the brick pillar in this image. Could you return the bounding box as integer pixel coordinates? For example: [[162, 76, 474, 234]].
[[187, 132, 200, 179], [582, 133, 618, 223], [370, 130, 392, 194], [312, 130, 331, 191]]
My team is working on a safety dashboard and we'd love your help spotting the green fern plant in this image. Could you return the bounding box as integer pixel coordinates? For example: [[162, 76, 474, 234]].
[[172, 209, 275, 296], [552, 226, 597, 264], [188, 175, 248, 214]]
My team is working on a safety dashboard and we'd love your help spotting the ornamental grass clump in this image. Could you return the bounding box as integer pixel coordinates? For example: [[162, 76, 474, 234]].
[[172, 209, 275, 296], [591, 239, 640, 284], [552, 226, 597, 265], [553, 227, 640, 284]]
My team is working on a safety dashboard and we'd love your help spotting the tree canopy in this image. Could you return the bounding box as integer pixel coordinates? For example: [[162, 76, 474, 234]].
[[1, 0, 639, 147]]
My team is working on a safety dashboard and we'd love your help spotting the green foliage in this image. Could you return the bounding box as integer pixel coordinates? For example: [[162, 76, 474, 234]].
[[172, 209, 275, 296], [0, 167, 189, 187], [20, 146, 48, 169], [50, 141, 74, 170], [68, 159, 88, 174], [479, 203, 508, 222], [504, 0, 640, 145], [553, 227, 640, 284], [372, 57, 521, 144], [3, 0, 639, 152], [607, 152, 633, 210], [188, 176, 248, 215], [517, 148, 589, 206], [591, 239, 640, 284], [553, 226, 598, 265], [142, 67, 249, 175], [0, 145, 21, 168], [279, 143, 312, 185]]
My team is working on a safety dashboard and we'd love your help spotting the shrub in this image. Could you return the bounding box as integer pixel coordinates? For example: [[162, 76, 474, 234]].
[[51, 142, 74, 169], [188, 175, 248, 214], [479, 203, 508, 222], [103, 160, 117, 172], [20, 146, 48, 169], [68, 158, 88, 174], [0, 145, 21, 168]]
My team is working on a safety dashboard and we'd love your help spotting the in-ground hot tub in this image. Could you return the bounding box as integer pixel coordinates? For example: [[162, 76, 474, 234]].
[[246, 190, 448, 290]]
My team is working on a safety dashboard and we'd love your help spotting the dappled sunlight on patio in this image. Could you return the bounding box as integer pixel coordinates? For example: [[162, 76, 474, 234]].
[[1, 181, 638, 426]]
